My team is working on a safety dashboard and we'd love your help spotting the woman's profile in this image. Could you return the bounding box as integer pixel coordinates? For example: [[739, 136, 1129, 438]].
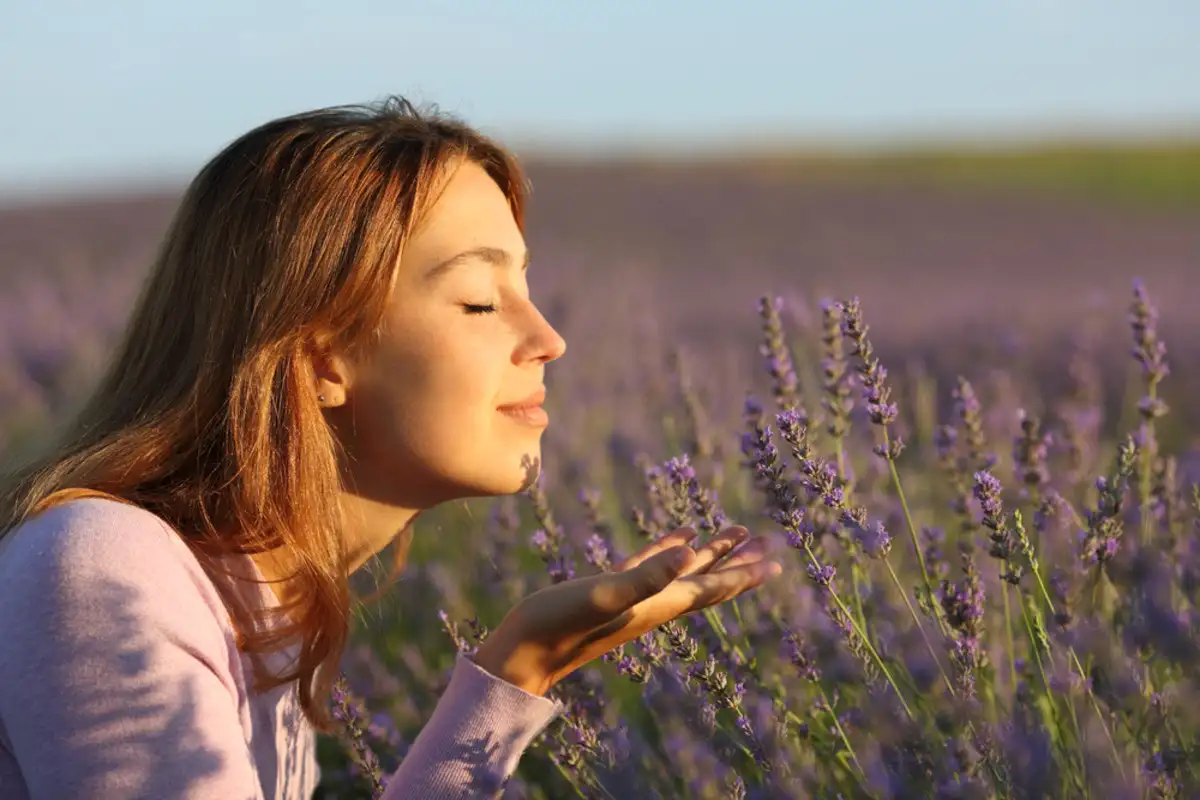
[[0, 96, 781, 798]]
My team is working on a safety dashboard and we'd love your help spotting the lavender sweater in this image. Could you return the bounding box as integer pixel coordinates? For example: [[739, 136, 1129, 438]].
[[0, 498, 563, 799]]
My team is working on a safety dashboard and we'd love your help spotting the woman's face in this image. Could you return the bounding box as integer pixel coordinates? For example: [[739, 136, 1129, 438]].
[[325, 159, 567, 509]]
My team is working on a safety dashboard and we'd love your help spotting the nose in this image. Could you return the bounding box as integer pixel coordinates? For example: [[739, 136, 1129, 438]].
[[518, 302, 567, 364], [536, 318, 567, 363]]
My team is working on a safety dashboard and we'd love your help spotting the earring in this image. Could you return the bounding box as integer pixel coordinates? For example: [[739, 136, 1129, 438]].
[[317, 394, 326, 403]]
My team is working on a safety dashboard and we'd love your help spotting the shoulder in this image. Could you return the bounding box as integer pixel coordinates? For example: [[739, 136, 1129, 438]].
[[0, 497, 239, 661], [0, 498, 270, 797], [1, 497, 212, 599]]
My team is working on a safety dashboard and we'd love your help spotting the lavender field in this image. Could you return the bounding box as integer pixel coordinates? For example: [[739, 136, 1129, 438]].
[[3, 153, 1200, 797]]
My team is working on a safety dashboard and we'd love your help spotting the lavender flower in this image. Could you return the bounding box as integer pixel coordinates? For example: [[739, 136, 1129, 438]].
[[665, 453, 730, 539], [973, 469, 1024, 584], [819, 298, 854, 442], [1129, 279, 1169, 390], [838, 503, 891, 559], [757, 295, 804, 415], [939, 552, 986, 697], [578, 487, 613, 539], [1130, 280, 1170, 548], [1079, 436, 1137, 566], [1012, 408, 1053, 493], [744, 414, 807, 544], [973, 470, 1004, 531], [614, 647, 651, 683], [784, 629, 822, 683], [807, 562, 836, 589], [922, 526, 950, 580], [953, 377, 996, 471], [583, 532, 613, 571], [658, 457, 695, 530], [529, 526, 577, 583], [1058, 329, 1104, 484], [839, 297, 899, 428], [438, 609, 473, 654], [331, 677, 388, 799], [669, 348, 717, 460]]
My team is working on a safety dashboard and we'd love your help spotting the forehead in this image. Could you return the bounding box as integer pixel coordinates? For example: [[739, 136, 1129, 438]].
[[408, 161, 523, 254]]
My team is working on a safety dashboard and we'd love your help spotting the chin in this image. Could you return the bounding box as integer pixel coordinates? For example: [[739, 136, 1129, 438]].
[[444, 447, 544, 501], [488, 447, 545, 496], [498, 447, 544, 494]]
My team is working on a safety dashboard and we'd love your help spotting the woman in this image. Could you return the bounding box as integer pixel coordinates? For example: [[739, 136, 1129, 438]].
[[0, 97, 781, 798]]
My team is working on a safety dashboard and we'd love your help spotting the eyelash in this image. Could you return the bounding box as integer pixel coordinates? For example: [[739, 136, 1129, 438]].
[[463, 303, 498, 315]]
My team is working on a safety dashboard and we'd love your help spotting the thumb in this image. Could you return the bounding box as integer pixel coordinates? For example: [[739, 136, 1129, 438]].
[[610, 544, 694, 612]]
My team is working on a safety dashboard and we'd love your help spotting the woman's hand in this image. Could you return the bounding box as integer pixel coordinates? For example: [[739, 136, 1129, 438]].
[[471, 526, 781, 696]]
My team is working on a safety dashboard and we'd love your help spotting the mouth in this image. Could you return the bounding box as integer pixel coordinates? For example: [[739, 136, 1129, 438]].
[[498, 387, 549, 428]]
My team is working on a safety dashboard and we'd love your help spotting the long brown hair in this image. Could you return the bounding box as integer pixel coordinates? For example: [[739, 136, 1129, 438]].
[[0, 96, 529, 734]]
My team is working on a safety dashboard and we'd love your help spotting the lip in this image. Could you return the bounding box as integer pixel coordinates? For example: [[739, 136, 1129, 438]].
[[497, 387, 546, 411], [498, 387, 549, 428]]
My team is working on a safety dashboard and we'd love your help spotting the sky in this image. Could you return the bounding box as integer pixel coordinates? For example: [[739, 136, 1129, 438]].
[[2, 0, 1199, 198]]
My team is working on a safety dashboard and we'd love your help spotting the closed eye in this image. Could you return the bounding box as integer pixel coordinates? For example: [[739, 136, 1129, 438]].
[[464, 303, 498, 315]]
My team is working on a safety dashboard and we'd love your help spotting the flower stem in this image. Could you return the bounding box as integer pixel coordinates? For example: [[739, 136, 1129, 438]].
[[883, 429, 947, 638], [1002, 582, 1017, 703], [1026, 563, 1127, 779], [803, 544, 915, 719], [1018, 596, 1088, 794], [883, 559, 956, 698], [816, 684, 873, 792]]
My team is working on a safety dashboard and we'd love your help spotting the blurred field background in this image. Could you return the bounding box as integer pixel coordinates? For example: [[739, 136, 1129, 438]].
[[3, 1, 1198, 463], [4, 143, 1200, 464], [4, 2, 1200, 796]]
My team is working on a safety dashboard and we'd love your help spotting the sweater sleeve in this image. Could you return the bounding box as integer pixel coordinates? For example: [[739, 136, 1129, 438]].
[[383, 653, 564, 799], [0, 501, 267, 799]]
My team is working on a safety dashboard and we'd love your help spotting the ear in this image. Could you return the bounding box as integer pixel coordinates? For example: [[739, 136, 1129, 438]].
[[304, 335, 354, 409]]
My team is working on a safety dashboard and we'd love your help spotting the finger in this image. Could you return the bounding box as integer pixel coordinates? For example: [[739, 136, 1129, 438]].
[[677, 526, 750, 577], [613, 528, 697, 572], [633, 560, 782, 625], [710, 536, 770, 572], [591, 544, 695, 615], [559, 559, 781, 674]]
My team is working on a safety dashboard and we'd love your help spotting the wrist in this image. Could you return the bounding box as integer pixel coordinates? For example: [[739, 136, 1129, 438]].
[[471, 639, 551, 697]]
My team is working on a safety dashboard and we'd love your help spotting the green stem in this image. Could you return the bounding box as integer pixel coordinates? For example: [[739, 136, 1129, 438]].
[[803, 544, 915, 719], [1026, 564, 1127, 780], [849, 562, 870, 631], [1018, 596, 1088, 795], [816, 685, 874, 795], [1002, 582, 1017, 701], [882, 559, 956, 698], [1138, 384, 1157, 546], [548, 735, 592, 798], [729, 596, 747, 638], [882, 429, 947, 638], [701, 606, 746, 668], [836, 441, 871, 632]]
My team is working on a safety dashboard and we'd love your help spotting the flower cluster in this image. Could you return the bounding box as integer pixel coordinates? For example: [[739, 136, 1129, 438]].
[[305, 281, 1200, 798]]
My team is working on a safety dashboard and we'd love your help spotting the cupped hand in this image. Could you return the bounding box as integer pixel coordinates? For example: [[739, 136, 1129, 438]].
[[472, 526, 781, 696]]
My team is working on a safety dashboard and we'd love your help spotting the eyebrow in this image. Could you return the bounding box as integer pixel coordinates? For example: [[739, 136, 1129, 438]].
[[424, 246, 531, 281]]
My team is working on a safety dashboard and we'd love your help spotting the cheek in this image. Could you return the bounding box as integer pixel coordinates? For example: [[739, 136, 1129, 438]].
[[350, 334, 505, 464]]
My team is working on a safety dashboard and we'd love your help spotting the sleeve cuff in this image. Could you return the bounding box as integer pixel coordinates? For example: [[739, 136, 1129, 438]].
[[384, 652, 564, 798]]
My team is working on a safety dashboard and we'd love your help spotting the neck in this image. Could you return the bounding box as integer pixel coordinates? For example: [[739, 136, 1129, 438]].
[[337, 492, 420, 575], [248, 492, 419, 610]]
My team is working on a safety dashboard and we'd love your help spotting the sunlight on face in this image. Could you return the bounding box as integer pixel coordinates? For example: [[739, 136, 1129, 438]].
[[335, 159, 567, 509]]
